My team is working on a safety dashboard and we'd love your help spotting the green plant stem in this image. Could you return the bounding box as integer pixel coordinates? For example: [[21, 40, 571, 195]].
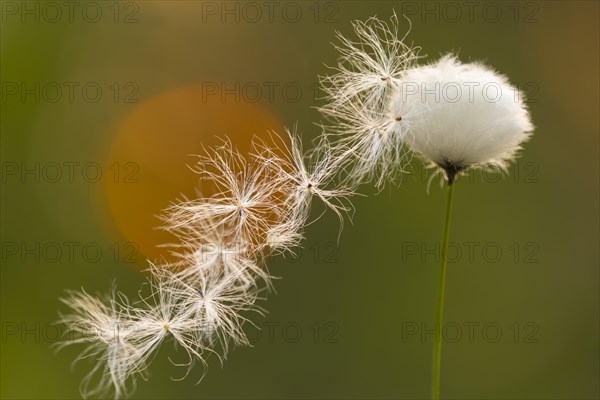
[[432, 182, 455, 400]]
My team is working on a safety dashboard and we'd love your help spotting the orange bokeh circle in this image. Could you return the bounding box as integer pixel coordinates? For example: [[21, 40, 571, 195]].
[[100, 84, 284, 262]]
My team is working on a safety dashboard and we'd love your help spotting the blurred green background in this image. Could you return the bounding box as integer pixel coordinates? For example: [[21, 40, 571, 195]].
[[1, 1, 598, 399]]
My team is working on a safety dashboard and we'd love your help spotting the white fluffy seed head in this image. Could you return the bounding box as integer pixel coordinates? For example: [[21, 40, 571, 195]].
[[393, 54, 534, 182]]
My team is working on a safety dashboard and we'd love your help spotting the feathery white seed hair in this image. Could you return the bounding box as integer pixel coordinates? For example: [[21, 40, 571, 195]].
[[394, 54, 534, 182], [319, 13, 420, 188], [321, 93, 413, 188], [320, 12, 421, 110], [162, 218, 273, 289], [165, 138, 288, 248], [173, 265, 265, 361], [59, 127, 356, 397], [132, 266, 210, 377], [279, 128, 355, 226], [264, 217, 305, 256], [56, 287, 143, 399]]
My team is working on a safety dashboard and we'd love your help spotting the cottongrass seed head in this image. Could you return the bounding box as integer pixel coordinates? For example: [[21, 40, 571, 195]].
[[394, 54, 534, 183], [320, 14, 533, 188]]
